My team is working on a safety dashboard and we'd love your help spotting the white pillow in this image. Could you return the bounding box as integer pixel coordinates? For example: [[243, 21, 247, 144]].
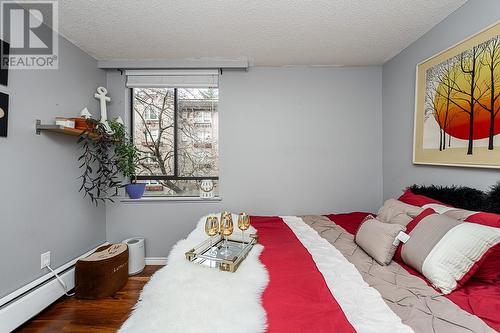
[[401, 212, 500, 294]]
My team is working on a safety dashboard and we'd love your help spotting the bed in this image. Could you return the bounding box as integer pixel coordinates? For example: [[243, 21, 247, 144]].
[[120, 189, 500, 333]]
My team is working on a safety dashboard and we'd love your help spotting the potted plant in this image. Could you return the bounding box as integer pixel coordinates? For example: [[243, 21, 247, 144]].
[[77, 118, 144, 204], [109, 120, 145, 199], [78, 118, 122, 205]]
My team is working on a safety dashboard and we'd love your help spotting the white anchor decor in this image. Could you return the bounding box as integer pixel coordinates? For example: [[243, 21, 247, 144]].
[[94, 86, 112, 133], [78, 88, 120, 134]]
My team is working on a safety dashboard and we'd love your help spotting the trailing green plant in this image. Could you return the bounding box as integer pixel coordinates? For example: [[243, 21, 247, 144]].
[[109, 119, 139, 182], [77, 118, 122, 205]]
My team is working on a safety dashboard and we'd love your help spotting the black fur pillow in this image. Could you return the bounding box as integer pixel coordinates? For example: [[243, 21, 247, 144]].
[[486, 182, 500, 214], [409, 182, 500, 214]]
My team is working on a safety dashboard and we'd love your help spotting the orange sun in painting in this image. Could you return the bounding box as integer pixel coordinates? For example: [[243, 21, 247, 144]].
[[434, 48, 500, 141]]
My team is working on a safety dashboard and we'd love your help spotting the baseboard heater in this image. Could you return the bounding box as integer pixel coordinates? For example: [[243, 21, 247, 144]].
[[0, 242, 108, 332]]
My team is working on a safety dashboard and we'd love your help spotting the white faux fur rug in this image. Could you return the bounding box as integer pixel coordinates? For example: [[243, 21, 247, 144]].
[[119, 214, 269, 333]]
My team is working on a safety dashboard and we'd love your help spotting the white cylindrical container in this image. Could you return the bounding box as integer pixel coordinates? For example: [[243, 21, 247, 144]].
[[122, 237, 145, 275]]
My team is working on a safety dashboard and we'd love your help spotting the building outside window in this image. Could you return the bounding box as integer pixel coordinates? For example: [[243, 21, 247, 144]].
[[131, 87, 219, 197], [144, 106, 159, 120]]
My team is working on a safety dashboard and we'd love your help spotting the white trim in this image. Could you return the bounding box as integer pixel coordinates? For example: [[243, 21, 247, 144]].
[[120, 196, 222, 203], [280, 216, 413, 333], [0, 269, 75, 333], [0, 242, 108, 332], [412, 62, 419, 165], [98, 58, 249, 69], [125, 69, 219, 76], [412, 160, 500, 169], [126, 73, 219, 88], [145, 257, 167, 265], [0, 242, 108, 307]]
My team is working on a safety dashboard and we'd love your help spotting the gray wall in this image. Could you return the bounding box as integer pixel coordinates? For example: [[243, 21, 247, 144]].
[[1, 0, 497, 300], [106, 66, 383, 257], [382, 0, 500, 199], [0, 35, 106, 298]]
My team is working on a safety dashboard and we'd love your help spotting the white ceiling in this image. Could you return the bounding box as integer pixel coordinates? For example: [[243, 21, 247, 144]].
[[56, 0, 467, 66]]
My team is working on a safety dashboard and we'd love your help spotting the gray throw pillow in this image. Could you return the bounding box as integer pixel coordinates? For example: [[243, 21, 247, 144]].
[[355, 218, 406, 265]]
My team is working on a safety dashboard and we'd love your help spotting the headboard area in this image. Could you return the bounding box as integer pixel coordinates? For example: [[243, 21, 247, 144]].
[[409, 182, 500, 214]]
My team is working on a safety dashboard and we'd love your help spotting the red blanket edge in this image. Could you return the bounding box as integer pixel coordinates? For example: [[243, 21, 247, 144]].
[[251, 216, 356, 333]]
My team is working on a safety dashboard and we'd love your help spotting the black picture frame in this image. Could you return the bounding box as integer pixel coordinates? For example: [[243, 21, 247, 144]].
[[0, 92, 9, 137], [0, 39, 9, 86]]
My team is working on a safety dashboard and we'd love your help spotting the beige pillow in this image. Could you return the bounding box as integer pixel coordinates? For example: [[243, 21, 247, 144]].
[[420, 203, 477, 221], [377, 199, 423, 226], [355, 218, 406, 265]]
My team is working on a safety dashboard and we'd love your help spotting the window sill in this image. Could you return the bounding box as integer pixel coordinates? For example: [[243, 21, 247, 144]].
[[119, 196, 222, 203]]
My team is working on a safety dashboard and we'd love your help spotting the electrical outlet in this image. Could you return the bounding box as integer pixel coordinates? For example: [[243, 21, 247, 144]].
[[41, 251, 51, 269]]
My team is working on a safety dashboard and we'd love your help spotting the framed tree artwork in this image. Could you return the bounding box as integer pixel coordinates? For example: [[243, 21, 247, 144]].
[[413, 21, 500, 169], [0, 39, 8, 86]]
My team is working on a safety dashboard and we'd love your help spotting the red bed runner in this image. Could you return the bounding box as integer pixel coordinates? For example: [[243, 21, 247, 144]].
[[251, 216, 356, 333], [326, 212, 500, 332]]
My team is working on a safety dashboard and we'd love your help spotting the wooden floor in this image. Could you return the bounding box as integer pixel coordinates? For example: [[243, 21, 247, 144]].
[[15, 265, 163, 333]]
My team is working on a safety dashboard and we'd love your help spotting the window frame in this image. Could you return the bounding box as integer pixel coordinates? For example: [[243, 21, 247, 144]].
[[130, 87, 219, 182]]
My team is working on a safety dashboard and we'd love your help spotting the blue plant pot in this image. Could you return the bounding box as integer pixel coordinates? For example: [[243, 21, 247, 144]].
[[125, 183, 146, 199]]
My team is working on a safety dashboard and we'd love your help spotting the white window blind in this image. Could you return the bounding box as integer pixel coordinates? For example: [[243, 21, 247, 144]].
[[125, 69, 219, 88]]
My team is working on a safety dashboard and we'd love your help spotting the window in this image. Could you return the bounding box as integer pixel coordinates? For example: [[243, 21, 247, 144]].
[[194, 111, 212, 124], [149, 129, 159, 141], [144, 106, 159, 120], [131, 87, 219, 197]]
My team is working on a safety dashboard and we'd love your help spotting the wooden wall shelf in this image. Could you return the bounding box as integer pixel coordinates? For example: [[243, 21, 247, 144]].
[[35, 120, 99, 139]]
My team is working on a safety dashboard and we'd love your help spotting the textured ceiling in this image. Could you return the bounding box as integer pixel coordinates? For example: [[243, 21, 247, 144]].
[[56, 0, 467, 66]]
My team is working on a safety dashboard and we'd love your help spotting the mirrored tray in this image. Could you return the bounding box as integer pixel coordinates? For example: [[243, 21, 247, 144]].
[[185, 234, 258, 272]]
